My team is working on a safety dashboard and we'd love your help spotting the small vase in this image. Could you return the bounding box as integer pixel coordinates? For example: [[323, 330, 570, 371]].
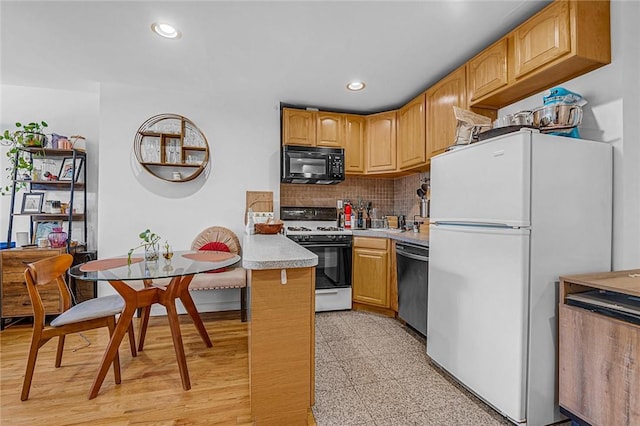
[[145, 243, 159, 262], [48, 227, 67, 248]]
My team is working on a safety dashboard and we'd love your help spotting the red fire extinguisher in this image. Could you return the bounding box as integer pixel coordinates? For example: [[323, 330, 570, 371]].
[[344, 202, 352, 229]]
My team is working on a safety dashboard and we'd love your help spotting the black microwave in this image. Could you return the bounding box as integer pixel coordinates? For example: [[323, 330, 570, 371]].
[[281, 145, 345, 184]]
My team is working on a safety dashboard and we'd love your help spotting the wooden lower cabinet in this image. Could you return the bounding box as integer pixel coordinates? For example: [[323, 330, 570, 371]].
[[249, 267, 315, 425], [559, 270, 640, 426], [1, 247, 66, 325], [352, 237, 394, 316]]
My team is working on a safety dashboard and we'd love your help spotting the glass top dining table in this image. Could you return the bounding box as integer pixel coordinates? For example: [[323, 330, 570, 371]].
[[69, 250, 240, 282], [68, 250, 241, 399]]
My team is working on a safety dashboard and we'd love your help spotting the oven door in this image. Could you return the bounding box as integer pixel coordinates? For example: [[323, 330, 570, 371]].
[[300, 242, 352, 290]]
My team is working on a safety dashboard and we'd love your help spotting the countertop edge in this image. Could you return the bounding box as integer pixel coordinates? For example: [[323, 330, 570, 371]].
[[242, 234, 318, 270]]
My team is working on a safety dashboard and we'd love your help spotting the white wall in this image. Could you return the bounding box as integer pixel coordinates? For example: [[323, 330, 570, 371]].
[[0, 85, 100, 248], [500, 0, 640, 270], [96, 83, 281, 310]]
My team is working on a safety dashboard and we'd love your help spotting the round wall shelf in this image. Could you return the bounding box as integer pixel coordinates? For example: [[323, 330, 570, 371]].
[[134, 114, 210, 182]]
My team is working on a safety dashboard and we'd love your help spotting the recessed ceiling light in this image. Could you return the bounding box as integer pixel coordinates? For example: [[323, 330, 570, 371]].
[[151, 22, 181, 39], [346, 81, 366, 91]]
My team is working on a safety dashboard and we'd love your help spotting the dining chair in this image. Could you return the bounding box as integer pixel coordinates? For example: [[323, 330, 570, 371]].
[[21, 253, 137, 401]]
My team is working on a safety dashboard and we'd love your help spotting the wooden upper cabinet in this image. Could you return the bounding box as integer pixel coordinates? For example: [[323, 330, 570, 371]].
[[467, 38, 508, 102], [470, 0, 610, 108], [344, 114, 366, 174], [512, 0, 570, 79], [316, 112, 343, 148], [397, 93, 426, 170], [366, 111, 397, 174], [282, 108, 315, 146], [426, 66, 467, 158]]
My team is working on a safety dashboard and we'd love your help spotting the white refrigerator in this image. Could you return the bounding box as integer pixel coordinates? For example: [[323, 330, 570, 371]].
[[427, 129, 612, 426]]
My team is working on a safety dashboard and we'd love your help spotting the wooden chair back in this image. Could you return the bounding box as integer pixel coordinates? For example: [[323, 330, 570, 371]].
[[24, 253, 74, 326]]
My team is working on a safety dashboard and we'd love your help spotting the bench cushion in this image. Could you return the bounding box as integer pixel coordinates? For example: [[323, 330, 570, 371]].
[[189, 266, 247, 290]]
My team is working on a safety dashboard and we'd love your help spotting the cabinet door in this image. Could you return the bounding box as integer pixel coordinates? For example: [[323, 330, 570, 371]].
[[397, 93, 426, 170], [366, 111, 397, 173], [559, 304, 640, 426], [316, 112, 343, 148], [1, 248, 65, 318], [282, 108, 316, 146], [344, 114, 366, 174], [513, 0, 570, 79], [352, 245, 389, 308], [426, 66, 467, 158], [468, 38, 508, 102]]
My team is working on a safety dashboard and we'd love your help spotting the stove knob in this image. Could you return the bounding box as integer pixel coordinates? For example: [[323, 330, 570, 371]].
[[328, 235, 335, 240], [303, 235, 310, 241]]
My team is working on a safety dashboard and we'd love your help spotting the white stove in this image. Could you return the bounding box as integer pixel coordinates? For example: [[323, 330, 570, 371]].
[[281, 208, 353, 312]]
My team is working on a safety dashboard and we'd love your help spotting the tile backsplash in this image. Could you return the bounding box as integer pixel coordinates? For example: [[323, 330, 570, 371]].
[[280, 172, 429, 219]]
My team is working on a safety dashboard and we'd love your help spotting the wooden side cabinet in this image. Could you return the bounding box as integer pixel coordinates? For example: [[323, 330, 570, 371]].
[[249, 267, 315, 424], [558, 270, 640, 426], [1, 247, 66, 327], [352, 237, 393, 317]]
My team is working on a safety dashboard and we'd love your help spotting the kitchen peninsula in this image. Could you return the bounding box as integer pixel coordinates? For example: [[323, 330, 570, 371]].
[[242, 234, 318, 425]]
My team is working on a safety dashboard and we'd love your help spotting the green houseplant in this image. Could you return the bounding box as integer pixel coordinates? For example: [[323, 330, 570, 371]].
[[128, 229, 161, 264], [0, 121, 49, 195]]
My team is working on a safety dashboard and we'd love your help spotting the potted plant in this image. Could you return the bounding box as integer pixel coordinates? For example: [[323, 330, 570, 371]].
[[128, 229, 161, 264], [0, 121, 48, 195]]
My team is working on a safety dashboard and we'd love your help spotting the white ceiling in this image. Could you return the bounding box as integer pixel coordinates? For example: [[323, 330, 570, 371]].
[[1, 1, 551, 113]]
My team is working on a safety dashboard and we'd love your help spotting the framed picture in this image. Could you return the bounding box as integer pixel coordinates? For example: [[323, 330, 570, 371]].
[[21, 192, 44, 214], [58, 157, 84, 182], [33, 220, 63, 244]]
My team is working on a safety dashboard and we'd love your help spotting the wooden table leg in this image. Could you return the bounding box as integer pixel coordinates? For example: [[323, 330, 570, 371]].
[[137, 279, 154, 352], [179, 286, 213, 348], [89, 281, 157, 399], [137, 305, 152, 352], [88, 303, 135, 399], [164, 299, 191, 390]]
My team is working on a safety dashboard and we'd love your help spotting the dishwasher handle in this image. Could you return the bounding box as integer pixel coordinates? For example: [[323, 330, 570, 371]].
[[396, 247, 429, 262]]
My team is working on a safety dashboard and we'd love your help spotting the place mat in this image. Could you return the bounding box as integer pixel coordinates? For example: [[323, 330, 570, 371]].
[[182, 251, 235, 262], [80, 257, 143, 272]]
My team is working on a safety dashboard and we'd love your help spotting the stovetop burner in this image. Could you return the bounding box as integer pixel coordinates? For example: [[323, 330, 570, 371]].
[[287, 226, 312, 232], [317, 226, 343, 232]]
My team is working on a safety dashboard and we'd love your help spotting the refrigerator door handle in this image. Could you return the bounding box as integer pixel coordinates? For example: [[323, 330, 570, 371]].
[[434, 221, 515, 228]]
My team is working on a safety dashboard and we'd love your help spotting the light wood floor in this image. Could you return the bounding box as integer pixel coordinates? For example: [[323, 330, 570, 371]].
[[0, 311, 254, 425]]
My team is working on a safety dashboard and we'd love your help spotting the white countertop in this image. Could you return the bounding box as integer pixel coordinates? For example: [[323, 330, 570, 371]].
[[242, 234, 318, 270]]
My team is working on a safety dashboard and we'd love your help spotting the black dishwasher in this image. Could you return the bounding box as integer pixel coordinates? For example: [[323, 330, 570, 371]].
[[396, 242, 429, 336]]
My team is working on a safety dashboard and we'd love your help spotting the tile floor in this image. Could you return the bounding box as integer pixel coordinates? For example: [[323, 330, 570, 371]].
[[313, 310, 514, 426]]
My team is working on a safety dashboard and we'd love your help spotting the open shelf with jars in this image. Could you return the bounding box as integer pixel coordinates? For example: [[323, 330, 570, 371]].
[[134, 114, 210, 182]]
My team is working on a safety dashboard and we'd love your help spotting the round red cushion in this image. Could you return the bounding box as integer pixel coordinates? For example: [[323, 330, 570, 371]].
[[199, 242, 230, 273]]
